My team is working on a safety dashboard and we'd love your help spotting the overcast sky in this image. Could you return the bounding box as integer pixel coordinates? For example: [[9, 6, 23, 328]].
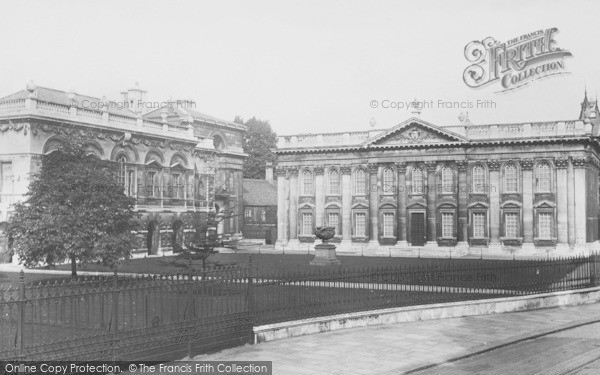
[[1, 0, 598, 135]]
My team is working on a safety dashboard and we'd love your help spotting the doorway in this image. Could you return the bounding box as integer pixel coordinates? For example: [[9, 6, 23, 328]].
[[410, 213, 426, 246]]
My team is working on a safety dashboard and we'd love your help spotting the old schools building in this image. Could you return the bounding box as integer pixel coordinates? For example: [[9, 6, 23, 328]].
[[274, 94, 600, 256], [0, 83, 246, 263]]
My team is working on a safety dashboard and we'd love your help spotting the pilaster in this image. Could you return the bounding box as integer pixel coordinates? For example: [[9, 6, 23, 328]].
[[368, 163, 379, 248], [488, 160, 501, 251], [287, 167, 299, 247], [314, 165, 325, 228], [520, 159, 535, 253], [456, 160, 469, 249], [396, 162, 408, 247], [340, 165, 352, 249], [555, 157, 569, 252], [424, 161, 438, 248]]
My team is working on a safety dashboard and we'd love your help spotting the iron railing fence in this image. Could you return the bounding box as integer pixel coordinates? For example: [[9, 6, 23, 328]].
[[0, 254, 599, 361], [0, 265, 253, 361], [250, 254, 600, 325]]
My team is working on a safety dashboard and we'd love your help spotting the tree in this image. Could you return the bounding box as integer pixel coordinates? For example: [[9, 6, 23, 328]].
[[237, 116, 277, 179], [8, 138, 140, 276]]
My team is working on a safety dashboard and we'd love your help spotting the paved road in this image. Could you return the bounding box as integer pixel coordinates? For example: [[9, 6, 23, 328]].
[[414, 322, 600, 374], [191, 303, 600, 375]]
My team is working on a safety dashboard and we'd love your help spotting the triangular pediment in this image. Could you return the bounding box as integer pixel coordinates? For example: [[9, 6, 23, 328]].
[[364, 118, 467, 147]]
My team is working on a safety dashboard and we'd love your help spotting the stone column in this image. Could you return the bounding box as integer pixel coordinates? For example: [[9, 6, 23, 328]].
[[340, 165, 352, 250], [488, 160, 502, 252], [520, 159, 535, 253], [396, 162, 408, 247], [367, 163, 379, 248], [573, 157, 588, 249], [555, 157, 569, 252], [567, 158, 576, 246], [425, 161, 438, 248], [287, 167, 300, 248], [275, 167, 288, 248], [456, 160, 469, 249], [314, 166, 325, 227]]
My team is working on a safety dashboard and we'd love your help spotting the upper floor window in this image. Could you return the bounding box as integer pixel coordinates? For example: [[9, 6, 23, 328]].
[[244, 209, 252, 219], [472, 165, 485, 193], [301, 170, 314, 195], [412, 166, 423, 194], [537, 162, 551, 192], [441, 166, 453, 193], [147, 171, 160, 198], [354, 168, 366, 195], [504, 164, 518, 193], [328, 169, 340, 195], [0, 162, 13, 195], [172, 173, 183, 199], [383, 167, 394, 193]]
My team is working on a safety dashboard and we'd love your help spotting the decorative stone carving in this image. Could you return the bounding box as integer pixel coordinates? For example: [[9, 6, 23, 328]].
[[520, 158, 535, 170], [274, 167, 287, 177], [287, 166, 299, 176], [340, 165, 352, 174], [367, 163, 379, 174], [313, 165, 325, 175], [572, 157, 588, 168], [425, 161, 437, 171], [383, 126, 446, 144], [554, 157, 569, 169], [455, 160, 468, 171], [487, 160, 501, 171], [395, 162, 407, 173]]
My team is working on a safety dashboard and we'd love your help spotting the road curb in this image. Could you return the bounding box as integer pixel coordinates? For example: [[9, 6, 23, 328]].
[[400, 314, 600, 374]]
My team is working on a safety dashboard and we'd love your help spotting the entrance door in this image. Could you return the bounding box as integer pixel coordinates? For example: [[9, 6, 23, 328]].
[[411, 213, 426, 246]]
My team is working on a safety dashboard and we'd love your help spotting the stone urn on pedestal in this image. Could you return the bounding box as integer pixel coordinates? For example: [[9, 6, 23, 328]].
[[310, 226, 341, 266]]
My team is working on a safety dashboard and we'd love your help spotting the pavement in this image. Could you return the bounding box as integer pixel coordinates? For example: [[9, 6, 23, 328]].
[[190, 303, 600, 375]]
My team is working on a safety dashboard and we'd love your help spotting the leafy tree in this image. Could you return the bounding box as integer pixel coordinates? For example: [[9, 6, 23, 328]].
[[8, 138, 140, 276], [237, 116, 277, 179]]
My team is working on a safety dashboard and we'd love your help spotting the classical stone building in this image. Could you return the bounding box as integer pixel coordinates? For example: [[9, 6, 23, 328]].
[[274, 94, 600, 256], [0, 83, 246, 263]]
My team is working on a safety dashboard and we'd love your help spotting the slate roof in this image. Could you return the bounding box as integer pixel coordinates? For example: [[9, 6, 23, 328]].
[[243, 179, 277, 206]]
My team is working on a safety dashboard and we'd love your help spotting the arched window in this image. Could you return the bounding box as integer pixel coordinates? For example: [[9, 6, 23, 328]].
[[354, 168, 366, 195], [301, 170, 314, 195], [328, 169, 340, 195], [504, 164, 518, 193], [383, 167, 394, 193], [213, 135, 225, 150], [537, 162, 551, 192], [441, 166, 453, 193], [412, 166, 423, 194], [117, 155, 127, 187], [472, 165, 485, 193]]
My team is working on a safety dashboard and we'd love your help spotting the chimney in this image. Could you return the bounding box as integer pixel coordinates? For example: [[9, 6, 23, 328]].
[[265, 162, 274, 182], [122, 82, 147, 113]]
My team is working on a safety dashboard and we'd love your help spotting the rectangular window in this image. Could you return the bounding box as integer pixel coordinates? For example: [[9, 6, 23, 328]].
[[172, 173, 182, 198], [383, 213, 394, 237], [244, 209, 252, 219], [0, 162, 14, 195], [355, 212, 366, 236], [328, 213, 340, 235], [354, 170, 366, 195], [301, 213, 313, 236], [147, 171, 159, 198], [505, 213, 518, 238], [442, 213, 454, 238], [539, 213, 552, 239], [127, 170, 135, 197], [412, 168, 423, 194], [473, 212, 485, 238]]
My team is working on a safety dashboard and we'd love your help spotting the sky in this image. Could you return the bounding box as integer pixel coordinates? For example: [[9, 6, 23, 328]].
[[0, 0, 599, 136]]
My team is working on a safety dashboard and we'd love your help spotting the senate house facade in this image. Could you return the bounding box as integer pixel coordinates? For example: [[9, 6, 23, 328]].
[[273, 94, 600, 256], [0, 83, 246, 263]]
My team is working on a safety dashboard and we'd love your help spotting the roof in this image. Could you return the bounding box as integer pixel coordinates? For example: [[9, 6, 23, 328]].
[[0, 86, 138, 117], [243, 179, 277, 206], [144, 106, 246, 131]]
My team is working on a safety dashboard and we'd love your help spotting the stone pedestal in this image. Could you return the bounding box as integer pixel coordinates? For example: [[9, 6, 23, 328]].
[[310, 243, 341, 266]]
